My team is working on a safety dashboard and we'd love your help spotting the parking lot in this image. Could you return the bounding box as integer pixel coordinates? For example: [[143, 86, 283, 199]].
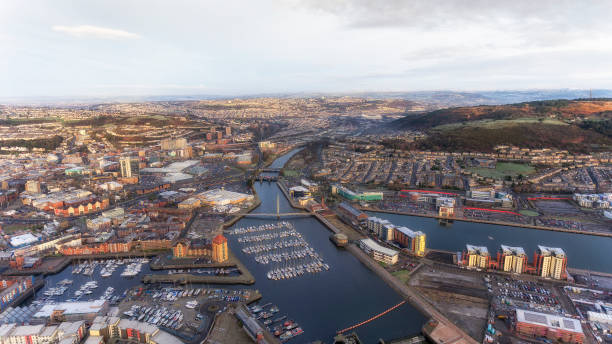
[[487, 275, 564, 316]]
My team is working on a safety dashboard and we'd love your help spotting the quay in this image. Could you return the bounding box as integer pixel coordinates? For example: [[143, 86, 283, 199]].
[[274, 175, 477, 343], [143, 273, 254, 285], [144, 251, 255, 285], [3, 251, 162, 276]]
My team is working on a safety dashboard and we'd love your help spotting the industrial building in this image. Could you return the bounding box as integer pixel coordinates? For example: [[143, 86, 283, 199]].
[[331, 184, 383, 202], [464, 245, 490, 269], [32, 300, 108, 324], [336, 202, 368, 227], [535, 246, 567, 280], [197, 189, 254, 206], [499, 245, 527, 274], [515, 309, 584, 343], [359, 238, 398, 265]]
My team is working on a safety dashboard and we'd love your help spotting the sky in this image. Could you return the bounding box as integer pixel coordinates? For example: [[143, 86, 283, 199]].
[[2, 0, 612, 98]]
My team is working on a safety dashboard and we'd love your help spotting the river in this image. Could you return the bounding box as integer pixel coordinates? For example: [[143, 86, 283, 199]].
[[366, 212, 612, 273], [225, 180, 427, 342]]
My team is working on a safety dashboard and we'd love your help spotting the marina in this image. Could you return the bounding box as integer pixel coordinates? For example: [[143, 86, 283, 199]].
[[229, 221, 330, 281], [32, 258, 156, 304], [222, 177, 426, 343], [248, 302, 304, 341]]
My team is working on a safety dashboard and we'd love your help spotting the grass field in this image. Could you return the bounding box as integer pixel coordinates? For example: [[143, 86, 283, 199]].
[[282, 169, 299, 177], [2, 223, 41, 234], [433, 118, 569, 131], [392, 270, 411, 284], [467, 162, 535, 179], [519, 209, 540, 217]]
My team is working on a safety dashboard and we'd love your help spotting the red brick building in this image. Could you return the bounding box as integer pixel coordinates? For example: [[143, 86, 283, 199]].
[[515, 309, 584, 344]]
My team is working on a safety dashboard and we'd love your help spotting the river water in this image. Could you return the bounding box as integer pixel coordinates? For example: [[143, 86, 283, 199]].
[[216, 148, 425, 342], [226, 179, 427, 342], [366, 212, 612, 273]]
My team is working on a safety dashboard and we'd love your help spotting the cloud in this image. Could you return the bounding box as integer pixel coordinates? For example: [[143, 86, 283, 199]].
[[52, 25, 140, 39]]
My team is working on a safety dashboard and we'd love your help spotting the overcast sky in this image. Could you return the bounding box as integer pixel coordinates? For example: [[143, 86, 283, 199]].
[[2, 0, 612, 98]]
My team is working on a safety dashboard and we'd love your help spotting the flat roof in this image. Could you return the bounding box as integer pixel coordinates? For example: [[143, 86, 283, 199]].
[[10, 324, 44, 336], [0, 324, 16, 337], [516, 309, 583, 334], [151, 330, 184, 344], [395, 226, 424, 238], [360, 238, 398, 257], [34, 300, 107, 318], [9, 233, 40, 247], [118, 319, 157, 335]]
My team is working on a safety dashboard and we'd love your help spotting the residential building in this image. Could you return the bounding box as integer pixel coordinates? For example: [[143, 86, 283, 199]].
[[120, 157, 132, 178], [358, 238, 398, 265], [212, 234, 229, 263], [535, 246, 567, 280], [25, 180, 42, 194], [160, 138, 187, 151], [172, 239, 211, 258], [393, 226, 426, 257], [464, 245, 490, 269], [499, 245, 527, 274]]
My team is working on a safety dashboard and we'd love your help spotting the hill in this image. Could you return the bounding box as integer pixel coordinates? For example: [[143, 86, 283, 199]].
[[394, 99, 612, 153]]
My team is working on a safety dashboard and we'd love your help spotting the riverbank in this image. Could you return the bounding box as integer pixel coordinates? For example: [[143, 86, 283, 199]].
[[346, 244, 478, 344], [361, 206, 612, 238]]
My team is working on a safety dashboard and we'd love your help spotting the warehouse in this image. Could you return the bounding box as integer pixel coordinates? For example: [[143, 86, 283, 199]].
[[32, 300, 108, 324], [197, 189, 254, 206], [337, 202, 368, 227], [331, 184, 383, 202], [515, 309, 584, 343]]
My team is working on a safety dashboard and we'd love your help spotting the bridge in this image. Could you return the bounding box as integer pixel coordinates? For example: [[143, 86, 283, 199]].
[[261, 168, 281, 173], [257, 175, 278, 182], [243, 212, 310, 218]]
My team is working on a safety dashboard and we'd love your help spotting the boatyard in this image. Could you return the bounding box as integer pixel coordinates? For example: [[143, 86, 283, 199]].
[[119, 285, 262, 343]]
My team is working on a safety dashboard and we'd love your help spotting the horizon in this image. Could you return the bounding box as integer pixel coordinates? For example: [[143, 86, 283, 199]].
[[1, 88, 610, 106]]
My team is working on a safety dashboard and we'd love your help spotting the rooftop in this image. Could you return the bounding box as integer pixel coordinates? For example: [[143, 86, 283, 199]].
[[500, 245, 526, 256], [537, 245, 566, 257], [360, 238, 398, 257], [466, 244, 489, 255], [34, 300, 107, 318], [516, 309, 583, 334]]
